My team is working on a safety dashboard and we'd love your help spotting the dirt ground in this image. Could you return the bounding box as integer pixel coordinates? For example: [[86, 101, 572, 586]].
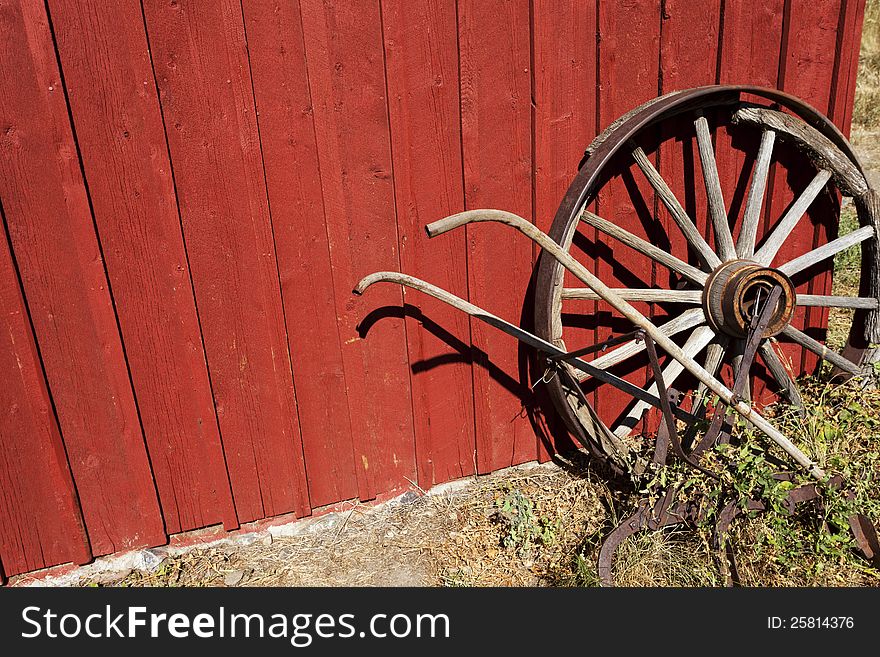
[[18, 460, 613, 588]]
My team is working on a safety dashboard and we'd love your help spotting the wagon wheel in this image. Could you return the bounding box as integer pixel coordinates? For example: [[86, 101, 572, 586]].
[[534, 86, 880, 473]]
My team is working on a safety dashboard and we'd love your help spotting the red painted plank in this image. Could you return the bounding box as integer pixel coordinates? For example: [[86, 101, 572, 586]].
[[716, 0, 785, 233], [595, 0, 662, 432], [533, 0, 599, 458], [382, 0, 477, 487], [458, 0, 536, 473], [717, 0, 786, 88], [533, 1, 598, 238], [715, 0, 784, 253], [658, 0, 721, 277], [0, 221, 92, 576], [657, 0, 721, 415], [660, 0, 721, 94], [716, 0, 786, 243], [0, 0, 165, 555], [298, 0, 417, 499], [775, 0, 842, 376], [141, 0, 309, 521], [717, 0, 786, 402], [48, 0, 237, 534], [241, 0, 358, 509]]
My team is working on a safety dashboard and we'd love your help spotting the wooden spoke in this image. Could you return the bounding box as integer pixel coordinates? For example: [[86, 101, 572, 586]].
[[695, 115, 736, 261], [575, 307, 705, 382], [693, 339, 727, 413], [632, 146, 721, 269], [614, 325, 715, 438], [737, 129, 776, 258], [796, 294, 879, 309], [580, 210, 708, 285], [753, 169, 832, 266], [778, 225, 874, 277], [779, 324, 861, 375], [759, 341, 805, 412], [562, 288, 702, 303]]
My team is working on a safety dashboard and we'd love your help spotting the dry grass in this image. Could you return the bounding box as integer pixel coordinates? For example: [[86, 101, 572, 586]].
[[853, 0, 880, 127], [826, 203, 861, 350], [725, 379, 880, 587]]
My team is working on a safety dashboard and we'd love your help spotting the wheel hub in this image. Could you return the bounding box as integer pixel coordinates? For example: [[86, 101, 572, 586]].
[[703, 260, 796, 338]]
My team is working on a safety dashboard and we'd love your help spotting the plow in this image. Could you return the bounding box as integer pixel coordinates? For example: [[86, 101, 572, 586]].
[[353, 85, 880, 585]]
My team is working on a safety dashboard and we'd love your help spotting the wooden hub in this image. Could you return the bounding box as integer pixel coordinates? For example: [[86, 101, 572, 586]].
[[703, 260, 796, 338]]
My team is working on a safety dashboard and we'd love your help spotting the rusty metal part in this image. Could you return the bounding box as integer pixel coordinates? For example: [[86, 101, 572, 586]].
[[598, 494, 700, 587], [599, 479, 829, 587], [641, 330, 718, 478], [713, 497, 767, 587], [600, 477, 830, 588], [712, 477, 880, 584], [653, 387, 679, 466], [850, 514, 880, 567], [546, 329, 642, 362], [703, 262, 795, 339], [693, 285, 784, 456], [641, 331, 680, 460]]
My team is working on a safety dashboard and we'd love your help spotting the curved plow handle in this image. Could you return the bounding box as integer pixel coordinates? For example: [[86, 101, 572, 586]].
[[407, 209, 825, 480], [355, 270, 689, 434]]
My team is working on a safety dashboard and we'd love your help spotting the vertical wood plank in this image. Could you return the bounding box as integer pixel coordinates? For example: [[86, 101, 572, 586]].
[[595, 0, 662, 429], [717, 0, 786, 88], [658, 0, 721, 271], [533, 0, 598, 238], [298, 0, 417, 500], [716, 0, 785, 222], [660, 0, 721, 94], [241, 0, 358, 509], [382, 0, 477, 487], [458, 0, 535, 473], [775, 0, 842, 376], [0, 0, 165, 555], [142, 0, 310, 521], [717, 0, 786, 402], [47, 0, 237, 534], [0, 214, 92, 576], [657, 0, 721, 414], [532, 0, 598, 456]]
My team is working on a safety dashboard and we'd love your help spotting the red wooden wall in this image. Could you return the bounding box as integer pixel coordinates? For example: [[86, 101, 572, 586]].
[[0, 0, 865, 579]]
